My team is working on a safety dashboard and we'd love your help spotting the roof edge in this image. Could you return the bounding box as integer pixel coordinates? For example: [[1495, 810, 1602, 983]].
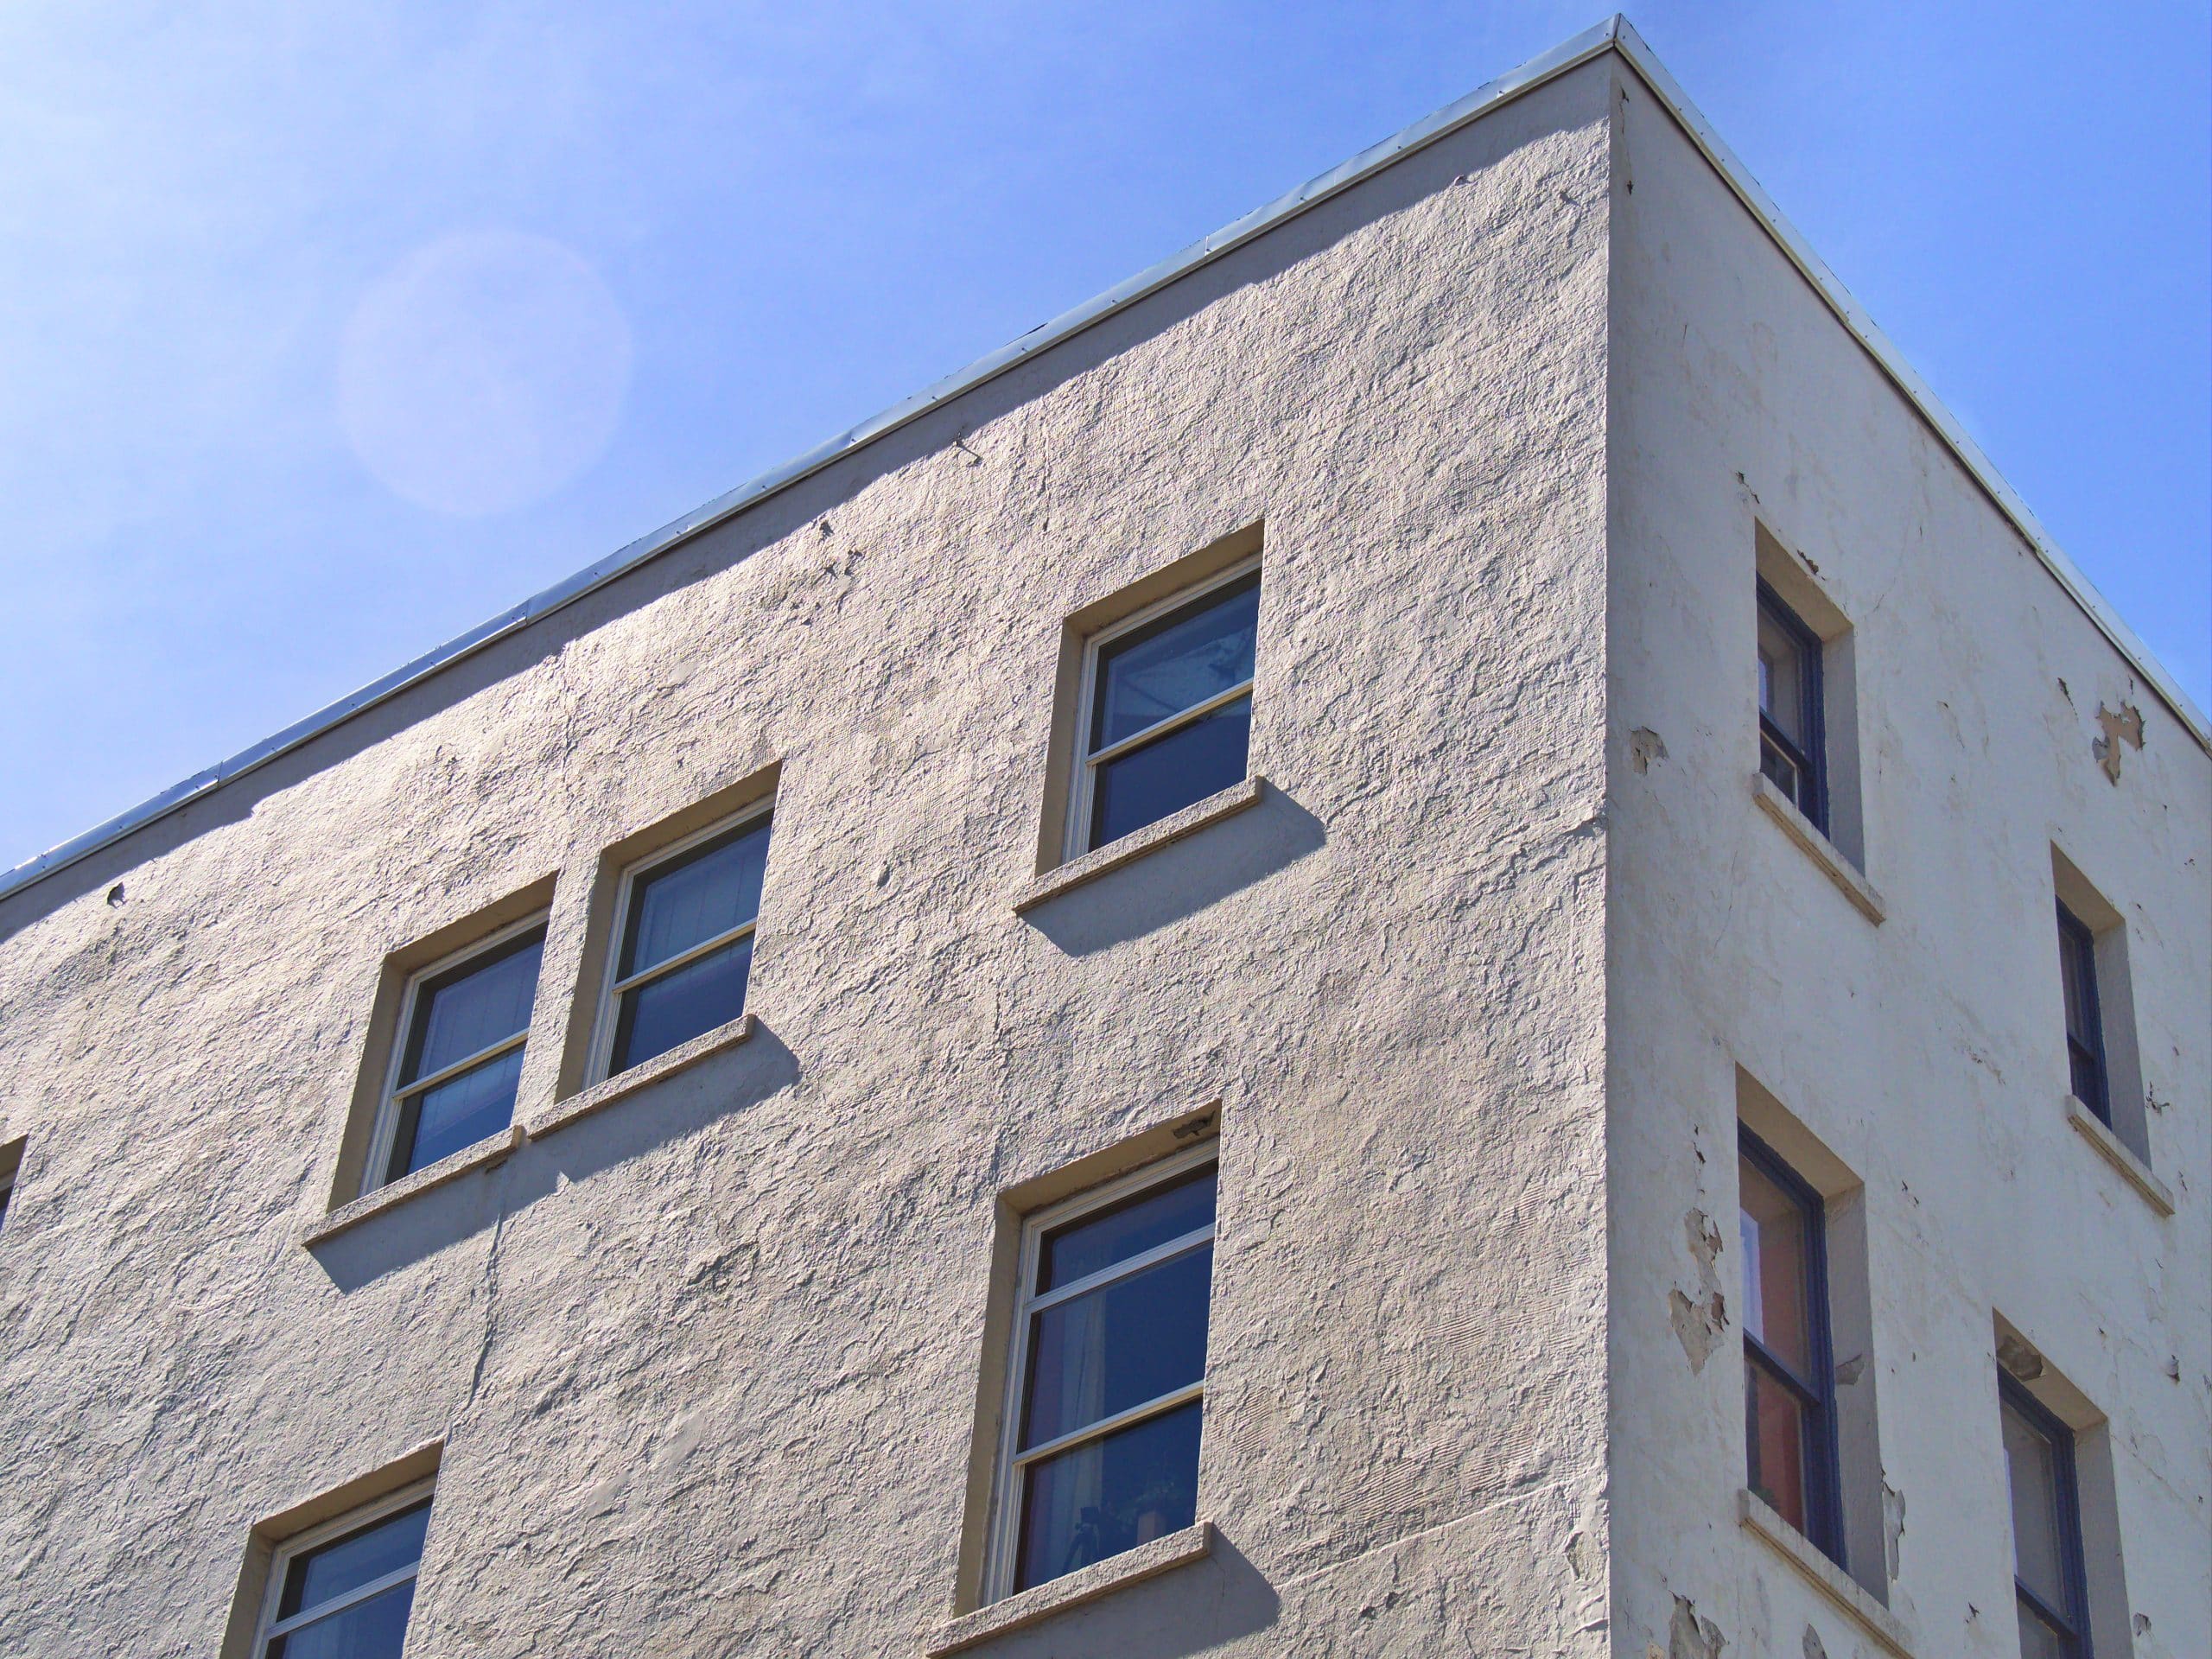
[[1606, 16, 2209, 757], [6, 13, 2203, 907]]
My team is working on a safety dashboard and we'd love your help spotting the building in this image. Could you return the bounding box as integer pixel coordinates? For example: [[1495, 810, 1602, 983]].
[[0, 16, 2203, 1658]]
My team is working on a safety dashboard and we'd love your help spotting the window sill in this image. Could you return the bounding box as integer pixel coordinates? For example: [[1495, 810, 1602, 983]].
[[925, 1522, 1213, 1656], [1015, 777, 1266, 914], [1751, 772, 1885, 925], [1738, 1490, 1911, 1657], [527, 1014, 756, 1141], [300, 1123, 524, 1248], [2066, 1095, 2173, 1217]]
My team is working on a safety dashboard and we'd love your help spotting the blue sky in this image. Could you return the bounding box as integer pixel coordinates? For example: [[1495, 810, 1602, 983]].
[[3, 1, 2206, 871]]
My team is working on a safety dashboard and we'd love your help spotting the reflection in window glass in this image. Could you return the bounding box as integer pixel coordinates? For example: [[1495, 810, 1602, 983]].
[[1755, 582, 1826, 830], [1078, 570, 1259, 852], [1000, 1154, 1217, 1598], [261, 1497, 430, 1659], [609, 815, 772, 1075], [1738, 1132, 1841, 1563], [383, 928, 544, 1185], [2000, 1382, 2091, 1658]]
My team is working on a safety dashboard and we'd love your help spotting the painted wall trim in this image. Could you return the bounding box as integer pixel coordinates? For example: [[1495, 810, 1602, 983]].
[[6, 14, 2201, 907]]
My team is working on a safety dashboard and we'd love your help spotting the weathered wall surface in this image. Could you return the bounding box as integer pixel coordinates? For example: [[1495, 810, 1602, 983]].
[[1606, 62, 2210, 1659], [0, 64, 1613, 1657]]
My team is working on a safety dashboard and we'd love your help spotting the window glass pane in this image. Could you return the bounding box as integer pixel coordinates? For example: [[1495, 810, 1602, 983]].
[[1758, 730, 1802, 803], [2056, 908, 2100, 1053], [1039, 1165, 1217, 1293], [391, 1048, 524, 1179], [1757, 605, 1806, 747], [402, 933, 542, 1085], [267, 1580, 416, 1659], [2016, 1597, 2070, 1659], [1093, 576, 1259, 751], [277, 1502, 429, 1620], [1022, 1245, 1211, 1449], [622, 819, 771, 978], [1014, 1400, 1202, 1592], [1090, 696, 1251, 849], [1738, 1154, 1812, 1375], [2002, 1396, 2069, 1609], [1745, 1360, 1813, 1533], [612, 936, 752, 1073]]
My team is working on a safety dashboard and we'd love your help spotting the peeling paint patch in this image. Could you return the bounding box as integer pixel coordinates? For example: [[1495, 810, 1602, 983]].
[[1802, 1624, 1827, 1659], [2094, 700, 2145, 782], [1630, 728, 1669, 772], [1882, 1479, 1907, 1580], [1668, 1594, 1726, 1659], [1669, 1208, 1729, 1371]]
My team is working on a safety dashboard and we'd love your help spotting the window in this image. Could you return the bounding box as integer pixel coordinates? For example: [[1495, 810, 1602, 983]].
[[0, 1137, 20, 1230], [253, 1484, 432, 1659], [1069, 564, 1258, 857], [989, 1147, 1217, 1600], [1757, 578, 1827, 832], [368, 919, 545, 1191], [1739, 1128, 1844, 1565], [2001, 1376, 2094, 1659], [2056, 901, 2109, 1125], [596, 808, 771, 1078]]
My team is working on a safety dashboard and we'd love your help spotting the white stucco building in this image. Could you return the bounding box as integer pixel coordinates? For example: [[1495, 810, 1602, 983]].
[[0, 18, 2203, 1659]]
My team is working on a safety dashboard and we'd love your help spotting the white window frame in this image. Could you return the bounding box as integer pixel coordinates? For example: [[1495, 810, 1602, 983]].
[[984, 1139, 1218, 1604], [586, 801, 773, 1085], [251, 1476, 435, 1658], [1064, 556, 1261, 863], [363, 913, 549, 1196]]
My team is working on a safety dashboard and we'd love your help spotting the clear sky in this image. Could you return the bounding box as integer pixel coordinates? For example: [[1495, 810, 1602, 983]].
[[3, 1, 2206, 872]]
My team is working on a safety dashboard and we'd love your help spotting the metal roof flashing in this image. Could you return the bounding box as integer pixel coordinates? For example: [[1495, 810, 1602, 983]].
[[4, 15, 2203, 908]]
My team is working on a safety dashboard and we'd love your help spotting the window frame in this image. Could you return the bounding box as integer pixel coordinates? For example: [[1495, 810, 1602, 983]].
[[1065, 556, 1261, 863], [1738, 1124, 1847, 1565], [363, 913, 549, 1194], [250, 1476, 435, 1658], [984, 1138, 1218, 1604], [2055, 900, 2110, 1126], [1756, 577, 1828, 835], [1999, 1373, 2094, 1658], [585, 800, 773, 1085]]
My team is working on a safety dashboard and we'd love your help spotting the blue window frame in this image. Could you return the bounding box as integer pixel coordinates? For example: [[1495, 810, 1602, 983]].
[[2056, 902, 2110, 1125], [1738, 1127, 1845, 1564], [376, 921, 546, 1187], [2000, 1375, 2094, 1659], [1072, 566, 1259, 855], [1757, 580, 1827, 833]]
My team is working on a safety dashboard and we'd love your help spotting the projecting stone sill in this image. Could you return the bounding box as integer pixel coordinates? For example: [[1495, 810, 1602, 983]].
[[525, 1014, 757, 1142], [1014, 777, 1265, 913], [299, 1123, 524, 1248], [1751, 772, 1885, 925], [2066, 1094, 2174, 1217], [1738, 1489, 1912, 1657], [923, 1522, 1213, 1656]]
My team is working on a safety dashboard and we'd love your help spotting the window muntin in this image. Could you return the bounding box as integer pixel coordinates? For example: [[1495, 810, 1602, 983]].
[[1757, 580, 1827, 832], [992, 1150, 1217, 1599], [601, 810, 772, 1077], [1739, 1129, 1844, 1563], [2000, 1378, 2093, 1659], [1071, 565, 1259, 856], [372, 921, 545, 1190], [257, 1487, 431, 1659], [2056, 902, 2109, 1124]]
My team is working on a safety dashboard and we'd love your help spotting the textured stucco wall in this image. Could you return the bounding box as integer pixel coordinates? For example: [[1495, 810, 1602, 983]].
[[0, 64, 1614, 1658], [1606, 63, 2211, 1659]]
